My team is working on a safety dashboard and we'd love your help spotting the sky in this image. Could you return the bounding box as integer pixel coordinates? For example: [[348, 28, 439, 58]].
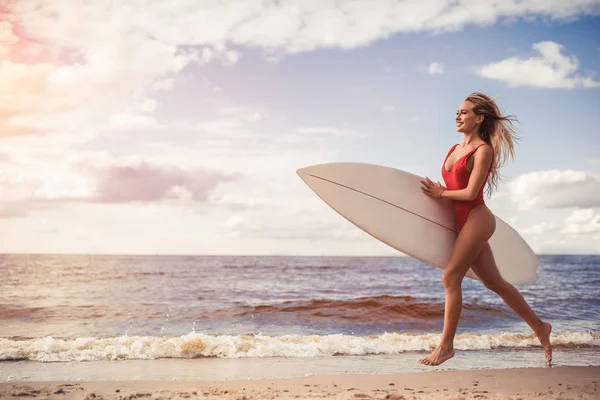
[[1, 0, 599, 256]]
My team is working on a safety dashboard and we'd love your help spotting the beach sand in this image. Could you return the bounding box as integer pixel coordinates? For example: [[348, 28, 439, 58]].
[[0, 366, 598, 400]]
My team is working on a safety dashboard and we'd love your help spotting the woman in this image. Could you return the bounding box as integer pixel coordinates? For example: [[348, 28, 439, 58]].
[[419, 92, 552, 366]]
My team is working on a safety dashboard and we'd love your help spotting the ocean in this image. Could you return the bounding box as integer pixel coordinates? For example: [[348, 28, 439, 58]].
[[1, 254, 598, 380]]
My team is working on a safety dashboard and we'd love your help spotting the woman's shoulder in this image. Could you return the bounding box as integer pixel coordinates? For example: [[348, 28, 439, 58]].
[[474, 143, 494, 164], [477, 143, 494, 154]]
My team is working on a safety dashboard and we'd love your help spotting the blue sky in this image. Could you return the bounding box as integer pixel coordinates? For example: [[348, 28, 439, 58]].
[[1, 0, 599, 255]]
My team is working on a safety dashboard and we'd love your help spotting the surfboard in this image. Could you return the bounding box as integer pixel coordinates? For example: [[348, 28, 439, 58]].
[[297, 162, 539, 285]]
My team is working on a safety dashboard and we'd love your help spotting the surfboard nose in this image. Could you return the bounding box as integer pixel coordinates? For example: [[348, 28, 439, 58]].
[[296, 164, 323, 179], [296, 166, 310, 178]]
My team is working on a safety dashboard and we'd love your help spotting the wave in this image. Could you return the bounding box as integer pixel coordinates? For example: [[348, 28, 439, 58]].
[[1, 331, 598, 362], [214, 295, 515, 323], [0, 296, 516, 324]]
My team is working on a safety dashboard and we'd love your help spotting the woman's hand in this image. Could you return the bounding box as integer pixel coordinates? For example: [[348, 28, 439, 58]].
[[420, 177, 446, 198]]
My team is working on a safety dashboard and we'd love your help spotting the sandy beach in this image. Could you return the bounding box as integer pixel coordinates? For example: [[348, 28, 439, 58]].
[[1, 366, 598, 400]]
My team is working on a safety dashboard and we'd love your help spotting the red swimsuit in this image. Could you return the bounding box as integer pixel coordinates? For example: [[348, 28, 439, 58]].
[[441, 143, 491, 232]]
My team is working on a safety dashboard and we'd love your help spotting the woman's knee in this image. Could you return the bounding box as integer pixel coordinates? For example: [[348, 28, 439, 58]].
[[442, 268, 463, 289]]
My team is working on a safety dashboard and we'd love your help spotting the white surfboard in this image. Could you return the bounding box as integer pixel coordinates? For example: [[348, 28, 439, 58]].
[[297, 162, 539, 285]]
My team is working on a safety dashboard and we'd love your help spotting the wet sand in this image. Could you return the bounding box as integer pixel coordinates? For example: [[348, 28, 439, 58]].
[[1, 366, 598, 399]]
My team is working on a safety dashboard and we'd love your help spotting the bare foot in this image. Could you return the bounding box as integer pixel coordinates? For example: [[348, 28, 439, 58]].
[[536, 322, 553, 365], [418, 345, 455, 366]]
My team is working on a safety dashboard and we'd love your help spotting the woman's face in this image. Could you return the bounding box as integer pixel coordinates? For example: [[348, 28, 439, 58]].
[[456, 101, 482, 133]]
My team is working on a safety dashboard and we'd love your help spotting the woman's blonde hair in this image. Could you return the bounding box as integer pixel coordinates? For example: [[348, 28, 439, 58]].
[[465, 92, 519, 197]]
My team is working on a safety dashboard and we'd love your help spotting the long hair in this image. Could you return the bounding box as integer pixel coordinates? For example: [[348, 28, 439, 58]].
[[465, 92, 519, 197]]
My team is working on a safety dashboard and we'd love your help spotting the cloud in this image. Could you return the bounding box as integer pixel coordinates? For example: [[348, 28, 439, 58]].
[[232, 217, 369, 242], [3, 1, 599, 138], [216, 197, 373, 243], [93, 163, 235, 203], [561, 209, 600, 235], [107, 113, 160, 131], [190, 107, 266, 138], [0, 201, 54, 219], [478, 41, 600, 88], [521, 222, 556, 236], [0, 61, 54, 138], [297, 127, 367, 137], [213, 195, 272, 212], [0, 159, 237, 218], [419, 62, 445, 75], [508, 170, 600, 210], [220, 0, 600, 51], [223, 215, 250, 229], [382, 105, 395, 112], [1, 14, 239, 138], [0, 21, 17, 44]]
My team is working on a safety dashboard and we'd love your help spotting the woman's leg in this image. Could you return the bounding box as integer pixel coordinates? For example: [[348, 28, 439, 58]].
[[419, 206, 496, 366], [470, 242, 553, 363]]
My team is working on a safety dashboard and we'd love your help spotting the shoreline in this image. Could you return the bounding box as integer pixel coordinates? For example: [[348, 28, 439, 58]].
[[1, 366, 598, 399], [3, 348, 600, 382]]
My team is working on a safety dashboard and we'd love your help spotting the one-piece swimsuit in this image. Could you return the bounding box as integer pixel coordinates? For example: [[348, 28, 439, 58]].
[[441, 143, 492, 231]]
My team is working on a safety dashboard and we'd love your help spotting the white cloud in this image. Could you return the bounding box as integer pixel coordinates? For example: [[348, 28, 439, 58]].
[[297, 127, 367, 137], [3, 1, 598, 138], [0, 61, 56, 137], [151, 78, 175, 91], [419, 62, 445, 75], [231, 212, 369, 242], [0, 21, 15, 42], [1, 12, 240, 138], [148, 106, 264, 140], [561, 209, 600, 235], [0, 21, 17, 59], [217, 107, 265, 122], [108, 113, 159, 131], [228, 0, 600, 51], [213, 195, 271, 212], [521, 222, 555, 236], [508, 170, 600, 210], [0, 201, 52, 219], [223, 50, 241, 66], [194, 119, 252, 139], [478, 41, 600, 88], [223, 215, 250, 229], [273, 134, 308, 145], [566, 209, 595, 224], [0, 50, 196, 137], [0, 21, 18, 59], [165, 186, 193, 201], [139, 99, 159, 113], [382, 105, 395, 112]]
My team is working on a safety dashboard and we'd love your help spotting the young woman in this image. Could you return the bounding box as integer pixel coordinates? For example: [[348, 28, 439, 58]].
[[419, 92, 552, 366]]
